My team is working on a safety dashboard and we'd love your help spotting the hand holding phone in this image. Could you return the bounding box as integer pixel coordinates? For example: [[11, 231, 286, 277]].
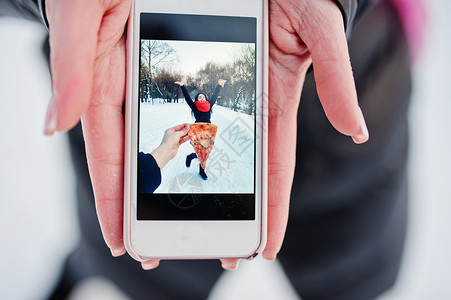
[[43, 0, 133, 258], [263, 0, 368, 259], [43, 0, 367, 270]]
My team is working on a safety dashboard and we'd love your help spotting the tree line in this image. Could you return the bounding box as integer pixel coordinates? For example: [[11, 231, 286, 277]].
[[140, 41, 256, 116]]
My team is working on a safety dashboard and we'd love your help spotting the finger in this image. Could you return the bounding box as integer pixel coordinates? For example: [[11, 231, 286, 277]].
[[83, 105, 125, 254], [262, 40, 310, 260], [303, 1, 369, 143], [171, 126, 190, 143], [81, 36, 127, 254], [141, 259, 161, 270], [220, 258, 240, 270], [179, 135, 190, 144], [263, 0, 316, 261], [44, 1, 103, 134], [170, 123, 189, 133], [175, 123, 190, 132]]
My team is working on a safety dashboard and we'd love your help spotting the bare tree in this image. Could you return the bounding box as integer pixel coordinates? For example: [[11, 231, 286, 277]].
[[195, 62, 231, 106], [152, 69, 183, 103], [140, 40, 179, 104], [139, 41, 256, 115], [231, 45, 256, 115]]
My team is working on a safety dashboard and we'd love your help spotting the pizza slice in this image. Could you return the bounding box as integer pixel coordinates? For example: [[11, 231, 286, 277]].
[[188, 123, 218, 169]]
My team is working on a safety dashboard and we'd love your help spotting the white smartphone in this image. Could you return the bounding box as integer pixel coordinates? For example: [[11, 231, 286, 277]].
[[124, 0, 268, 260]]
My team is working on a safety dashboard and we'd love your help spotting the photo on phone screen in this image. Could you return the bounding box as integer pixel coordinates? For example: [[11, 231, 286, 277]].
[[137, 13, 258, 220]]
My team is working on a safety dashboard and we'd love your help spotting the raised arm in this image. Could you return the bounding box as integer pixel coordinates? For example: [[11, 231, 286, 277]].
[[210, 79, 226, 106], [175, 81, 195, 111]]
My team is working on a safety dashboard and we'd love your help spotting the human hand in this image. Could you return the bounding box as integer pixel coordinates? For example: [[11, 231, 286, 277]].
[[42, 0, 367, 271], [41, 0, 241, 271], [174, 81, 185, 86], [42, 0, 163, 266], [43, 0, 133, 259], [151, 124, 190, 169], [223, 0, 369, 269], [264, 0, 369, 258], [218, 79, 226, 87]]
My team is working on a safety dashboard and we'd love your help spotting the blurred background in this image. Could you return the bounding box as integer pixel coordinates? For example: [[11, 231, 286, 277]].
[[1, 1, 450, 299]]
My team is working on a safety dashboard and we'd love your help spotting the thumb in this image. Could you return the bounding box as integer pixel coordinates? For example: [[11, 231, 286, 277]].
[[173, 123, 190, 138], [44, 0, 103, 135], [172, 123, 190, 132]]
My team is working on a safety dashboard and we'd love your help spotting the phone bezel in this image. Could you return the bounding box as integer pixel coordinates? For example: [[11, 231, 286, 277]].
[[124, 0, 268, 260]]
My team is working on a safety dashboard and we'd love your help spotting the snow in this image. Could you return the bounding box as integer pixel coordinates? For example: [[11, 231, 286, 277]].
[[139, 102, 255, 193]]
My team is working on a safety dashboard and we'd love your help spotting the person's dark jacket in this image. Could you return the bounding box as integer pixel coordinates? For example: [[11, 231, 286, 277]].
[[180, 84, 221, 123], [0, 0, 40, 21], [138, 152, 161, 194], [1, 1, 410, 300]]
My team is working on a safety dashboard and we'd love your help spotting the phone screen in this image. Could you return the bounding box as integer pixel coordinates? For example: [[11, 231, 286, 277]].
[[137, 13, 258, 221]]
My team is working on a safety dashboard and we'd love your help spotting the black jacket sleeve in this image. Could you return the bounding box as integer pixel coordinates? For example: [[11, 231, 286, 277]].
[[0, 0, 48, 29], [180, 85, 196, 111], [209, 84, 221, 106], [0, 0, 40, 21], [332, 0, 380, 38], [2, 0, 378, 38], [138, 152, 162, 194]]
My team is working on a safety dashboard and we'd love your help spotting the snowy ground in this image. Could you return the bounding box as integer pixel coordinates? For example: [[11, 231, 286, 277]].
[[139, 102, 255, 193]]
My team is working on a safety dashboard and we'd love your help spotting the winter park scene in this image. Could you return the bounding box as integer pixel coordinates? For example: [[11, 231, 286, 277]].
[[139, 39, 257, 194]]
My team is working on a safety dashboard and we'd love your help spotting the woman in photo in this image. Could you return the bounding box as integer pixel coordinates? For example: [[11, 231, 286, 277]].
[[174, 79, 226, 180]]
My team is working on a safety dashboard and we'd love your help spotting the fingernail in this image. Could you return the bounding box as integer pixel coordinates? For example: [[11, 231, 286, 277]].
[[111, 248, 125, 257], [141, 260, 160, 270], [262, 253, 277, 261], [352, 110, 369, 144], [221, 260, 240, 271], [44, 98, 58, 136]]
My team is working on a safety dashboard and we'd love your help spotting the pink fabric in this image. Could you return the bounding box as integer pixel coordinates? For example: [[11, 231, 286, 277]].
[[389, 0, 427, 60]]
